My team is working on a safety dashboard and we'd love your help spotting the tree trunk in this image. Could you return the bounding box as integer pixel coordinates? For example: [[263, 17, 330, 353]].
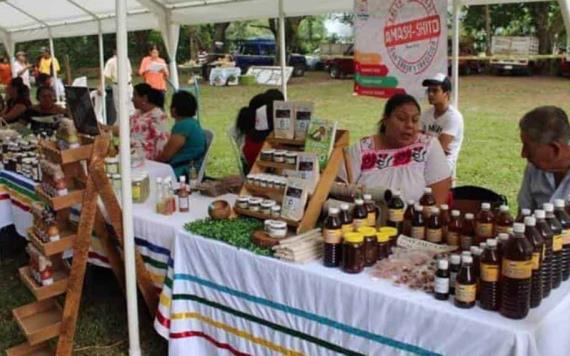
[[270, 17, 305, 64], [212, 22, 230, 54], [485, 5, 492, 56], [529, 3, 553, 54]]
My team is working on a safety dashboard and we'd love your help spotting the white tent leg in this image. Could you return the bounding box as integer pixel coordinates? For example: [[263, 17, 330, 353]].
[[167, 22, 180, 91], [559, 0, 570, 57], [451, 0, 460, 108], [116, 0, 141, 355], [278, 0, 287, 100], [98, 22, 107, 124], [48, 34, 61, 101]]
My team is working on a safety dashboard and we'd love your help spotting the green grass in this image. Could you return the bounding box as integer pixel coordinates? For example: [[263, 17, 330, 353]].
[[1, 72, 569, 353]]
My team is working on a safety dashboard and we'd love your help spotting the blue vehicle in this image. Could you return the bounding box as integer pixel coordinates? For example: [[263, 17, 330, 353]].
[[233, 38, 307, 77]]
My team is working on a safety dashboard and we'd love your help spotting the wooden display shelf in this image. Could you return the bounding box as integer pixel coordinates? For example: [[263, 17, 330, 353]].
[[28, 228, 75, 256], [35, 185, 84, 211], [38, 140, 93, 165], [19, 266, 69, 301], [13, 299, 62, 346], [242, 184, 285, 202], [234, 206, 299, 227], [256, 160, 296, 170], [5, 342, 52, 356], [266, 135, 306, 147]]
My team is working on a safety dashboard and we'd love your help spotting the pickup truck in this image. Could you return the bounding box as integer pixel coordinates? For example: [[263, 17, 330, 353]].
[[233, 38, 308, 77], [324, 44, 355, 79], [490, 36, 538, 75]]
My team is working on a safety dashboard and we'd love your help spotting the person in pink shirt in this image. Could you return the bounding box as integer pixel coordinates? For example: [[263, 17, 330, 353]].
[[138, 44, 169, 98]]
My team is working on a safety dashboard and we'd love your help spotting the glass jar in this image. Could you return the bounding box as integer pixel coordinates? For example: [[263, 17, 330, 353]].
[[246, 174, 255, 185], [285, 152, 297, 165], [377, 232, 391, 260], [260, 200, 275, 215], [105, 156, 120, 175], [269, 221, 287, 238], [358, 227, 379, 266], [236, 196, 249, 209], [379, 226, 399, 251], [342, 232, 365, 274], [132, 175, 144, 203], [260, 149, 275, 161], [271, 205, 281, 218], [273, 150, 286, 163], [248, 197, 262, 212]]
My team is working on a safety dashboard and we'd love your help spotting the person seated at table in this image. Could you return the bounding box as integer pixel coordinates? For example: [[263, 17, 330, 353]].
[[518, 106, 570, 210], [340, 93, 451, 204], [36, 73, 53, 89], [156, 91, 206, 178], [28, 87, 67, 116], [0, 77, 31, 126]]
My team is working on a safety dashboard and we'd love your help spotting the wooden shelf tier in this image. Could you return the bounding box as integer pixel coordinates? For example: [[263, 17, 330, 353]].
[[266, 135, 306, 147], [234, 206, 299, 227], [28, 228, 75, 256], [19, 266, 69, 301], [256, 160, 297, 170], [5, 342, 52, 356], [35, 185, 84, 211], [13, 299, 62, 346], [38, 140, 93, 165], [242, 184, 285, 202]]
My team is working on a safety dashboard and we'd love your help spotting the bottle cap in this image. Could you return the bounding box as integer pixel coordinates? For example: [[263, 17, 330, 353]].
[[450, 254, 461, 264], [438, 259, 449, 269], [535, 209, 546, 219], [487, 239, 498, 247], [479, 242, 487, 250], [378, 226, 398, 237], [344, 232, 364, 243], [376, 232, 390, 243], [363, 194, 372, 200], [355, 199, 364, 205], [451, 210, 460, 217], [461, 251, 472, 258], [543, 203, 554, 213], [500, 205, 509, 212], [392, 190, 401, 197], [521, 208, 531, 216], [440, 204, 449, 210], [498, 233, 510, 241], [555, 199, 565, 208], [180, 176, 186, 183], [465, 213, 474, 220], [329, 207, 340, 215], [481, 202, 491, 210], [524, 216, 536, 226], [357, 227, 376, 236], [407, 200, 415, 206], [462, 255, 473, 264], [470, 246, 479, 254], [340, 203, 350, 211], [424, 187, 432, 194], [431, 207, 440, 214], [513, 222, 525, 234], [414, 204, 423, 212]]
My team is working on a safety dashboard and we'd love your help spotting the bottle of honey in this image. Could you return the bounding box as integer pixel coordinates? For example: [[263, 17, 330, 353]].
[[554, 199, 570, 281], [426, 207, 443, 244], [411, 205, 425, 240], [476, 203, 495, 245], [479, 239, 500, 310], [497, 233, 510, 261], [515, 208, 531, 223], [403, 200, 415, 236], [340, 203, 353, 237], [363, 194, 379, 228], [535, 209, 553, 297], [524, 216, 544, 308], [353, 199, 368, 230], [440, 204, 450, 242], [447, 210, 462, 248], [460, 213, 475, 251], [544, 203, 563, 289], [449, 254, 461, 295], [500, 223, 533, 319], [387, 190, 405, 234], [495, 205, 514, 235], [454, 255, 477, 309], [419, 187, 436, 218], [323, 207, 342, 267]]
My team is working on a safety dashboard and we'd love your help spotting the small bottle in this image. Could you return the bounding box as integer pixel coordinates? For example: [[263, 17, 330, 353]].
[[454, 255, 477, 309], [189, 165, 199, 191], [155, 177, 164, 214], [515, 208, 531, 223], [524, 216, 544, 308], [495, 205, 514, 235], [476, 203, 495, 245], [500, 223, 533, 319], [470, 246, 482, 282], [411, 204, 425, 240], [340, 203, 354, 237], [387, 190, 405, 234], [363, 194, 379, 228], [440, 204, 450, 242], [544, 203, 563, 289], [554, 199, 570, 281], [449, 254, 461, 295], [434, 259, 450, 300], [426, 207, 443, 244], [403, 200, 415, 236], [353, 199, 368, 230], [447, 210, 462, 248], [535, 209, 553, 298], [479, 239, 500, 310], [460, 213, 476, 251], [323, 207, 343, 267], [178, 176, 189, 212], [419, 187, 436, 218]]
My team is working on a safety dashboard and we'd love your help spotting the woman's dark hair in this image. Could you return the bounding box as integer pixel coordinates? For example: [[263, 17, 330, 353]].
[[379, 93, 421, 133], [171, 91, 197, 117], [36, 73, 51, 88], [148, 43, 159, 54], [36, 86, 55, 102], [235, 89, 285, 142], [264, 88, 284, 132], [9, 77, 30, 102], [133, 83, 164, 109]]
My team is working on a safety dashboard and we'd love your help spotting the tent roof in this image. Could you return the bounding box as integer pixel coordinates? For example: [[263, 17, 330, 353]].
[[0, 0, 562, 44]]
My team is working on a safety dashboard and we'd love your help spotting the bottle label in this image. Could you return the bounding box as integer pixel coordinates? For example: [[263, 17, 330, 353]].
[[563, 229, 570, 245], [367, 213, 377, 227], [353, 219, 368, 230], [495, 225, 511, 234], [179, 197, 189, 210], [389, 209, 404, 223], [411, 226, 425, 240], [427, 228, 442, 243], [553, 234, 563, 252], [447, 232, 460, 246], [502, 259, 532, 279], [434, 277, 449, 294], [532, 252, 541, 270], [476, 223, 494, 238], [341, 224, 354, 236], [455, 283, 476, 302], [480, 263, 499, 282], [460, 234, 473, 250], [323, 228, 342, 244]]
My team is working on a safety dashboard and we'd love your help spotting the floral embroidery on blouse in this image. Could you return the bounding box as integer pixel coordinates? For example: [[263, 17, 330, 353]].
[[130, 108, 169, 160], [359, 135, 429, 171]]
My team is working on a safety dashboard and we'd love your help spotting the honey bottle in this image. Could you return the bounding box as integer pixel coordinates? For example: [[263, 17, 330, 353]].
[[479, 239, 500, 311], [544, 203, 563, 289], [470, 246, 482, 282], [387, 190, 405, 234], [363, 194, 379, 228], [353, 199, 368, 230], [440, 204, 450, 242], [449, 254, 461, 295], [535, 209, 553, 297], [476, 203, 495, 245], [340, 203, 353, 237], [178, 176, 189, 213], [323, 207, 342, 267], [495, 205, 514, 235], [497, 233, 510, 261], [454, 255, 477, 309], [419, 187, 436, 218], [500, 223, 533, 319], [524, 216, 544, 308], [411, 205, 425, 240], [515, 208, 531, 223], [403, 200, 415, 236], [434, 259, 450, 300], [447, 210, 462, 248], [460, 213, 476, 251], [426, 207, 443, 244], [554, 199, 570, 281]]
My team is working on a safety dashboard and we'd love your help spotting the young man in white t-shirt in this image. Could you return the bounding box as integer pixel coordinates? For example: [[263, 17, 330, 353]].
[[420, 73, 464, 175]]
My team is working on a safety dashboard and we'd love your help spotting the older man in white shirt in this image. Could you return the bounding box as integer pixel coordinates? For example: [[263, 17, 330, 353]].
[[104, 50, 135, 120]]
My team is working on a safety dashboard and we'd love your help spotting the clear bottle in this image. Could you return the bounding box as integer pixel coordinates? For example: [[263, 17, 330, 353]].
[[434, 259, 450, 300], [476, 203, 495, 245], [178, 176, 189, 213], [460, 213, 476, 251], [495, 205, 514, 235], [411, 205, 425, 240], [544, 203, 563, 289], [403, 200, 415, 236], [535, 209, 553, 298], [189, 165, 199, 192], [426, 207, 443, 244], [454, 255, 477, 309], [554, 199, 570, 281], [447, 210, 462, 248], [479, 239, 500, 311], [387, 190, 405, 234], [449, 254, 461, 295], [323, 207, 342, 268], [353, 199, 368, 230], [155, 177, 164, 214], [363, 194, 379, 228], [524, 216, 544, 308], [500, 223, 533, 319]]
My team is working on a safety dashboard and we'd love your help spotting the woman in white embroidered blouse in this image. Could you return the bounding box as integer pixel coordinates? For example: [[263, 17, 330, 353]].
[[344, 94, 451, 204]]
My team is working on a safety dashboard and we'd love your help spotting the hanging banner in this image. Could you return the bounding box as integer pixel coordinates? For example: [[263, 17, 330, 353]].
[[354, 0, 447, 99]]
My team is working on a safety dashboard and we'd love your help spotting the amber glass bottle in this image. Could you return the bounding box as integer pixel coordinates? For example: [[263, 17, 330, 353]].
[[454, 255, 477, 309], [535, 209, 553, 298], [426, 207, 443, 244], [353, 199, 368, 230], [460, 213, 475, 251], [363, 194, 379, 228], [440, 204, 450, 242], [495, 205, 514, 235], [403, 200, 415, 236], [479, 239, 500, 310], [387, 190, 405, 234], [323, 207, 342, 267], [419, 187, 436, 218], [554, 199, 570, 281], [447, 210, 462, 248], [340, 203, 353, 237], [544, 203, 563, 289], [524, 216, 544, 308], [411, 205, 425, 240], [476, 203, 495, 245]]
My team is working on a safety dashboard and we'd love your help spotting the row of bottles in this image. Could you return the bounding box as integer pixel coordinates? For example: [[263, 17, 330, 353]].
[[155, 176, 190, 215]]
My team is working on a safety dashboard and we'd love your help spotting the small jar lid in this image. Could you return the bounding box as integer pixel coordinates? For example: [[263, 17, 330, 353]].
[[261, 200, 276, 208], [378, 226, 398, 237], [274, 150, 287, 155], [248, 197, 263, 204], [357, 227, 376, 236], [271, 205, 281, 212], [105, 156, 119, 163], [261, 149, 275, 154], [285, 152, 297, 158], [376, 232, 390, 243], [237, 196, 249, 202], [270, 221, 287, 229], [344, 232, 364, 243]]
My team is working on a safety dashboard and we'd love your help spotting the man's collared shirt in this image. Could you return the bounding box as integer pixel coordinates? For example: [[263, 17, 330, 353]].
[[518, 163, 570, 210]]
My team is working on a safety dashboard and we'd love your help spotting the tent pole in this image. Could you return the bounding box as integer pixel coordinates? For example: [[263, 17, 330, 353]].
[[168, 23, 180, 91], [48, 33, 61, 101], [116, 0, 141, 355], [559, 0, 570, 58], [98, 21, 107, 124], [451, 0, 460, 108], [278, 0, 287, 100]]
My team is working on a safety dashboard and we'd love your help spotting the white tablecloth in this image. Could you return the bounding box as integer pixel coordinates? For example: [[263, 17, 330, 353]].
[[156, 229, 570, 356]]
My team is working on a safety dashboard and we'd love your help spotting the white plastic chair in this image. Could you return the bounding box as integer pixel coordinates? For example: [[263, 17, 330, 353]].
[[197, 129, 214, 183]]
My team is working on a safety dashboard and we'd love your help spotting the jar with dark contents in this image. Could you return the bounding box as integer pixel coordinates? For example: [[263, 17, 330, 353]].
[[358, 227, 378, 266], [379, 226, 398, 252], [376, 231, 390, 261], [342, 232, 365, 274]]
